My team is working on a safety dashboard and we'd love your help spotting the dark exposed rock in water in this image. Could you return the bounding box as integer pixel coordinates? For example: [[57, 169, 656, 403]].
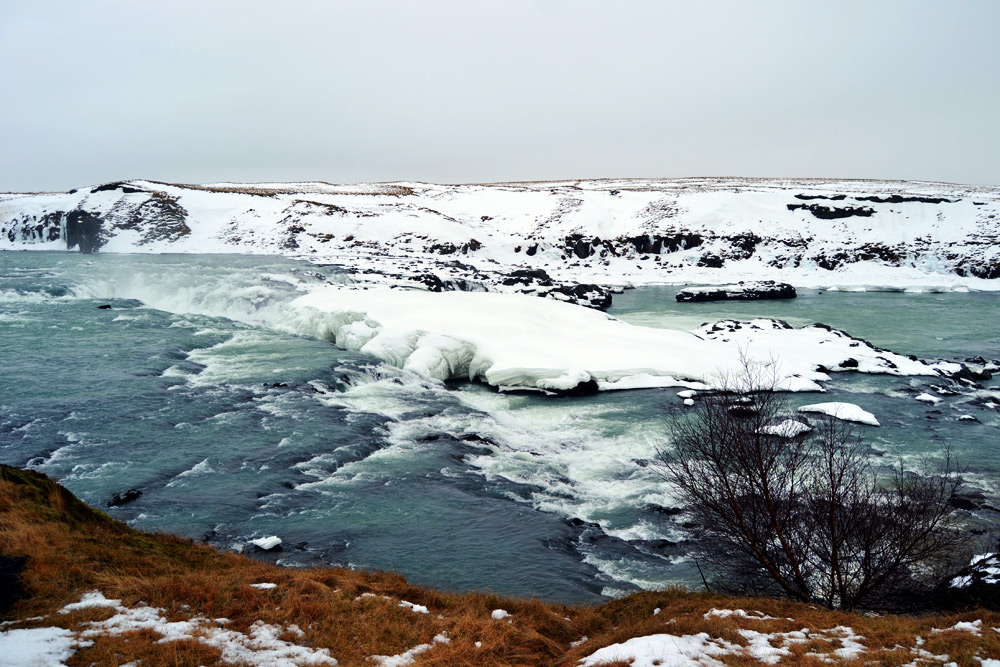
[[548, 379, 600, 397], [937, 363, 993, 384], [108, 488, 143, 507], [676, 281, 796, 303], [949, 489, 986, 511], [97, 304, 113, 309], [646, 503, 685, 517]]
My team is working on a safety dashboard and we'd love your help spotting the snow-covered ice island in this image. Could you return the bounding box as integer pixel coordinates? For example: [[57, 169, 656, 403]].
[[286, 288, 937, 395]]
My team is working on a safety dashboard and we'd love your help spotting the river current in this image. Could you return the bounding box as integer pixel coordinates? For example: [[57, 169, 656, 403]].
[[1, 252, 998, 604]]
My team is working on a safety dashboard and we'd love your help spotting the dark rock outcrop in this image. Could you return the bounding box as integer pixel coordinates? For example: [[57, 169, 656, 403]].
[[676, 281, 796, 303], [787, 203, 876, 219], [65, 210, 105, 253], [108, 488, 143, 507], [551, 283, 613, 310]]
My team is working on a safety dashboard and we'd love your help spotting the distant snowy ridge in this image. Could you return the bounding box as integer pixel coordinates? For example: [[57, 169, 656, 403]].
[[2, 177, 1000, 301]]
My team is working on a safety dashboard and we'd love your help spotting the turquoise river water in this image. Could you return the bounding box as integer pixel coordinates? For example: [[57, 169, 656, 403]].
[[1, 252, 997, 604]]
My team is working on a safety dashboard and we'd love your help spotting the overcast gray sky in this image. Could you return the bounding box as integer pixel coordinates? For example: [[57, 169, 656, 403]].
[[2, 0, 998, 191]]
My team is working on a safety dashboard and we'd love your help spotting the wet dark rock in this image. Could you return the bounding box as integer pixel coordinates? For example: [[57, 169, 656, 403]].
[[459, 433, 498, 446], [97, 304, 112, 309], [551, 378, 600, 397], [939, 363, 993, 383], [646, 503, 685, 517], [951, 489, 987, 511], [839, 358, 859, 368], [107, 488, 143, 507], [968, 396, 1000, 410]]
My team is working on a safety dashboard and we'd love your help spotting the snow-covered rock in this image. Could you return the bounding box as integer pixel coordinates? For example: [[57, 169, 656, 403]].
[[797, 402, 880, 426], [249, 536, 282, 550], [676, 281, 796, 302], [761, 419, 813, 438]]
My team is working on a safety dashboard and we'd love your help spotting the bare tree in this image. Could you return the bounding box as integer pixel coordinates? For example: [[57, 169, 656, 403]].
[[655, 362, 971, 610]]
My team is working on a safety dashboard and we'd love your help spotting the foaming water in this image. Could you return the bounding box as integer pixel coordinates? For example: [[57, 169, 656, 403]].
[[1, 251, 999, 602]]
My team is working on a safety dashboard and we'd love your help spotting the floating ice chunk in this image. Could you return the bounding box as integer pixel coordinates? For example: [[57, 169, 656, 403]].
[[798, 402, 880, 426], [915, 392, 943, 405], [677, 390, 697, 398], [760, 419, 813, 438], [683, 398, 695, 407], [249, 536, 282, 550]]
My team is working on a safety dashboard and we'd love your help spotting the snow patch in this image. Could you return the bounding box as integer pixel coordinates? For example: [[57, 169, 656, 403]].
[[0, 627, 77, 667]]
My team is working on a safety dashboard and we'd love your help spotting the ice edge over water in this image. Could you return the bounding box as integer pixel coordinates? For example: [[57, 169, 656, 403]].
[[286, 287, 937, 394]]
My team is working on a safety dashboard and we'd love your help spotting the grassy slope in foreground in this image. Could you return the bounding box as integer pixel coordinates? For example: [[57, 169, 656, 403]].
[[1, 464, 998, 666]]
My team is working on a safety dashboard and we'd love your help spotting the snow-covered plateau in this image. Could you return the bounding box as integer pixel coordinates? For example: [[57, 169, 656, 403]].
[[3, 177, 1000, 301]]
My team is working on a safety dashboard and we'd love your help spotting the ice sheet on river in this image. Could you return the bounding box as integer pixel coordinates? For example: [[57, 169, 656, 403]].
[[288, 287, 935, 393]]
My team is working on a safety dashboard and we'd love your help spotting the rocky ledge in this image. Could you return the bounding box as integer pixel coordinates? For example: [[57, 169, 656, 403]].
[[676, 281, 797, 303]]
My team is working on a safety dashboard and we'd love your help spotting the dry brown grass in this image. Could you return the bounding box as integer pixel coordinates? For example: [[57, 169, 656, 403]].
[[2, 464, 998, 667]]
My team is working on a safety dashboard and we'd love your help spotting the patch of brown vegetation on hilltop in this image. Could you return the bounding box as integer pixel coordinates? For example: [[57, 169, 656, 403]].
[[1, 464, 998, 666]]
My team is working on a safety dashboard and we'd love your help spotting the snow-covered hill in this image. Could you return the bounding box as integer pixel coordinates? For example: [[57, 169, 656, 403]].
[[3, 177, 1000, 303]]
